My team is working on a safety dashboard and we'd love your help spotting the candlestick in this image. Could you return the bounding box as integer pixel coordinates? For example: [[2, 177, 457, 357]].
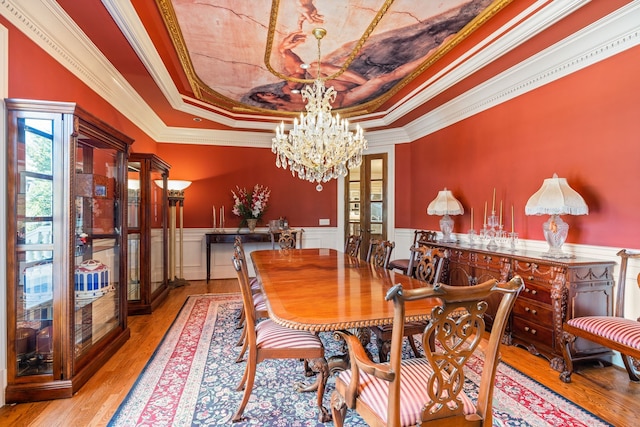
[[499, 201, 503, 227], [511, 205, 515, 233], [492, 188, 496, 212]]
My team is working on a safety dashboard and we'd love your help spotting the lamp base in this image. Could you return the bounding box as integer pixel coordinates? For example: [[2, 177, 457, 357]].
[[541, 214, 574, 258], [439, 214, 456, 243], [169, 277, 190, 288]]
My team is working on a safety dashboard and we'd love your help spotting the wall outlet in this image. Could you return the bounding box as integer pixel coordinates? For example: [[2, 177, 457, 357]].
[[319, 218, 330, 226]]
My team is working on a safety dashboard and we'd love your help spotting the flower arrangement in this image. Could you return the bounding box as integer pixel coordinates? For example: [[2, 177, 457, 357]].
[[231, 184, 271, 226]]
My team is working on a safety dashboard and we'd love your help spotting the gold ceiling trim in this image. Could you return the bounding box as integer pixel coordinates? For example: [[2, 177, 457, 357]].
[[264, 0, 395, 84], [154, 0, 515, 118]]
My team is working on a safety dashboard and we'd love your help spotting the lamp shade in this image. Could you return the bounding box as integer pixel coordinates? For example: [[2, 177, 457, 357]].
[[165, 180, 192, 191], [525, 174, 588, 216], [427, 189, 464, 216]]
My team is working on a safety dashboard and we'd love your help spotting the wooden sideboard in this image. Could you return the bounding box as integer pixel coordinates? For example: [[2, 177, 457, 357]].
[[424, 241, 615, 371]]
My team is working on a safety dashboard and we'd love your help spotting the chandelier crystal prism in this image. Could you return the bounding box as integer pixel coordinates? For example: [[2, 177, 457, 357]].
[[272, 28, 367, 191]]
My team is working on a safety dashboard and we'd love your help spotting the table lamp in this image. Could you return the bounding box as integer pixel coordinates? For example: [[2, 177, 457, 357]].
[[427, 188, 464, 243], [525, 173, 588, 258]]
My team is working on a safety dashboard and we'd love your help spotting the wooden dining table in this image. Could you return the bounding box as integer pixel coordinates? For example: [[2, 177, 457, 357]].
[[251, 248, 441, 332], [251, 247, 443, 422]]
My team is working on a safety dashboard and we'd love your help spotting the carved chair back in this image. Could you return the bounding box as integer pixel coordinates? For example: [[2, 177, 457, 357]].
[[407, 246, 446, 284], [344, 234, 362, 258], [331, 276, 524, 426], [365, 239, 395, 269], [272, 229, 303, 249]]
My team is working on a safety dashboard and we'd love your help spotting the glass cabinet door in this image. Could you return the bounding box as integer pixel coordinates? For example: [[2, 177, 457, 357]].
[[13, 112, 58, 377], [127, 153, 170, 315], [74, 141, 123, 359]]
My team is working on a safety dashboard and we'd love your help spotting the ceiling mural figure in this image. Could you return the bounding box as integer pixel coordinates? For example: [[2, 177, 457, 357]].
[[162, 0, 503, 115]]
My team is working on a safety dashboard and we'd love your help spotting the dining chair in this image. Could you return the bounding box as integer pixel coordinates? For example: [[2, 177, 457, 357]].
[[344, 234, 363, 258], [233, 237, 267, 363], [370, 246, 447, 362], [560, 248, 640, 383], [366, 239, 395, 269], [331, 276, 524, 427], [389, 230, 437, 274], [231, 250, 329, 423], [272, 229, 303, 249]]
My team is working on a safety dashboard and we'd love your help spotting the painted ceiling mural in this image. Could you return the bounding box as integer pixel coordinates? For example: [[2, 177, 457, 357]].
[[158, 0, 509, 117]]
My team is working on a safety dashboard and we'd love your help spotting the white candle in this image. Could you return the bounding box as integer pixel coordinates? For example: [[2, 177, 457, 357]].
[[492, 188, 496, 212], [484, 201, 487, 225], [499, 201, 503, 227], [511, 205, 515, 233], [213, 205, 216, 229], [470, 207, 474, 230]]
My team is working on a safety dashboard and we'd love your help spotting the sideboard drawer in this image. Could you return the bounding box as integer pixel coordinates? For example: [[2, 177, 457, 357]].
[[519, 281, 552, 305], [513, 299, 553, 326], [512, 316, 554, 349]]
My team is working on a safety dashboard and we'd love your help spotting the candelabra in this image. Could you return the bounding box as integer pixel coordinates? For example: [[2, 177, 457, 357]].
[[482, 210, 500, 250]]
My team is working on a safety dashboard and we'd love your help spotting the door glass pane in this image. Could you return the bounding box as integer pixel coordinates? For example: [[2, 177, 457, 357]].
[[16, 117, 55, 377], [371, 202, 383, 223], [370, 159, 383, 180], [370, 181, 383, 201], [370, 224, 383, 234], [349, 181, 360, 201]]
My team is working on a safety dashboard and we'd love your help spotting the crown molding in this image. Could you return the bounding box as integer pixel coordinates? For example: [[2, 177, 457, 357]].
[[405, 0, 640, 138]]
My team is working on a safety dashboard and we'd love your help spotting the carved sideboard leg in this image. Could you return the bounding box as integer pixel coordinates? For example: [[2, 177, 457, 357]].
[[559, 331, 576, 383]]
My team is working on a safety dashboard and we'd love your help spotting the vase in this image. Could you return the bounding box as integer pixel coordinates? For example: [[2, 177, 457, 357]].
[[246, 218, 257, 232]]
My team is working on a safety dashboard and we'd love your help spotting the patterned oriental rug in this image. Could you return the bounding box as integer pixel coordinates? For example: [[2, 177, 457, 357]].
[[109, 294, 612, 427]]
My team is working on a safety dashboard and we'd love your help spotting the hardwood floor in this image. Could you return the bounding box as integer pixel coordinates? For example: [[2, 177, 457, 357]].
[[0, 279, 637, 426]]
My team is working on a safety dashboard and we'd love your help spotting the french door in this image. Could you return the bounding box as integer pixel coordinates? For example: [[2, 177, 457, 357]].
[[345, 153, 387, 259]]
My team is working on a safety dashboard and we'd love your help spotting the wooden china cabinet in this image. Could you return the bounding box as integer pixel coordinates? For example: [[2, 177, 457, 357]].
[[5, 99, 132, 402], [127, 153, 170, 315]]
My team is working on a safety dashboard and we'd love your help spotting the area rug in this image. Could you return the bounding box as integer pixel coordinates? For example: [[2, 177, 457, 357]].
[[109, 294, 612, 426]]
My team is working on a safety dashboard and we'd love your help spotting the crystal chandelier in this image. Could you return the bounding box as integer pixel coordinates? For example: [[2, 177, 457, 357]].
[[272, 28, 367, 191]]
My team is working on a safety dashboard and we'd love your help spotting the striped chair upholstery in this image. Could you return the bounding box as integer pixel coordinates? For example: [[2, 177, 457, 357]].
[[331, 277, 524, 427], [560, 249, 640, 383], [337, 358, 476, 426]]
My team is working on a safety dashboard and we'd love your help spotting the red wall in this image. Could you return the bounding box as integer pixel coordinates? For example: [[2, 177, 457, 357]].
[[155, 144, 337, 229], [395, 44, 640, 248]]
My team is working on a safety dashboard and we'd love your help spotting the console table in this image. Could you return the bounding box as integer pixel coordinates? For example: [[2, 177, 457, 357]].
[[424, 241, 615, 371], [205, 230, 300, 282]]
